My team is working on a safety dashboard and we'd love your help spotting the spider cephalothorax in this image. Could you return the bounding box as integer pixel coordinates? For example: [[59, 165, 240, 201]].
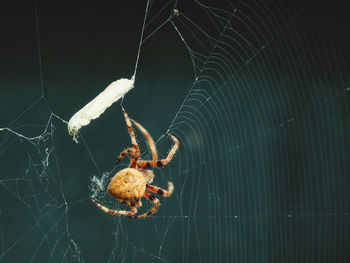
[[91, 107, 179, 219]]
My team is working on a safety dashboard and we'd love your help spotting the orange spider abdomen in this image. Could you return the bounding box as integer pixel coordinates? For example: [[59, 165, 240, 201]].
[[107, 168, 146, 201]]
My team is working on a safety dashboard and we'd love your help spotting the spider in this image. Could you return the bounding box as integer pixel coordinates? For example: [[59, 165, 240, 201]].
[[91, 106, 179, 219]]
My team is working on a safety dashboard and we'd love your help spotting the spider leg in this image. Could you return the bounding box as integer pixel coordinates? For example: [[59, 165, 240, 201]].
[[136, 199, 142, 207], [146, 182, 174, 197], [121, 199, 142, 208], [91, 198, 138, 216], [121, 107, 140, 168], [137, 134, 179, 168], [129, 191, 160, 219], [130, 119, 158, 166], [117, 147, 135, 164]]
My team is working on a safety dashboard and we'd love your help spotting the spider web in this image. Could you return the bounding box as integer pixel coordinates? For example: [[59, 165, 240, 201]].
[[0, 0, 349, 262]]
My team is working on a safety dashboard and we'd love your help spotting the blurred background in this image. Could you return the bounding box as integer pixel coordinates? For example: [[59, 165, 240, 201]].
[[0, 0, 349, 262]]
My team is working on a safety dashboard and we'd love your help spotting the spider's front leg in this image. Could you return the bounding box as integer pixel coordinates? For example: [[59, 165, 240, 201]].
[[130, 119, 158, 165], [137, 134, 179, 168], [117, 147, 135, 164], [121, 107, 140, 168]]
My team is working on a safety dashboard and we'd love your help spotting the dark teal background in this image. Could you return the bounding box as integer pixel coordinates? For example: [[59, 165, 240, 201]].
[[0, 0, 349, 262]]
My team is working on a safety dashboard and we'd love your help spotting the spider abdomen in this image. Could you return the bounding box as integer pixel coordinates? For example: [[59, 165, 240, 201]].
[[107, 168, 146, 201]]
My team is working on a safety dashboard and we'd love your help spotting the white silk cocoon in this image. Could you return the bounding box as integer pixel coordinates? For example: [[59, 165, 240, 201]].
[[68, 78, 134, 135]]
